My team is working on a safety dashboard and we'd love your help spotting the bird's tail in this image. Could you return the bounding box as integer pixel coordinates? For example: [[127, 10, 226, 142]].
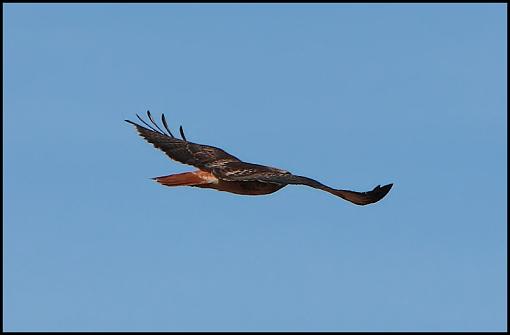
[[153, 172, 206, 187], [152, 170, 217, 187]]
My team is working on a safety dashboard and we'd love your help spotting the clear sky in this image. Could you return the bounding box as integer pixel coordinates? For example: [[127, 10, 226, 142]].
[[3, 4, 507, 331]]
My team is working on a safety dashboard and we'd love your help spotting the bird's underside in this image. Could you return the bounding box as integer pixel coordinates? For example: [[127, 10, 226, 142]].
[[125, 111, 393, 205]]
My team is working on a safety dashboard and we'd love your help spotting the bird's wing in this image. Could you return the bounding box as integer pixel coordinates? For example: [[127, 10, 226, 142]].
[[210, 161, 292, 180], [126, 111, 241, 171], [217, 167, 393, 205]]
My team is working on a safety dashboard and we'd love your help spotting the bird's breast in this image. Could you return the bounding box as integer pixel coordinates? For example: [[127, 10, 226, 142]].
[[197, 179, 285, 196]]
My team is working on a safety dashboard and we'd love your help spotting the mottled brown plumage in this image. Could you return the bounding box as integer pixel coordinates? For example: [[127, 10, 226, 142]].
[[126, 111, 393, 205]]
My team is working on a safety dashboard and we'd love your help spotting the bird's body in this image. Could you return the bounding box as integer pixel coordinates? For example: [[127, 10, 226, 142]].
[[126, 111, 393, 205], [155, 170, 285, 195]]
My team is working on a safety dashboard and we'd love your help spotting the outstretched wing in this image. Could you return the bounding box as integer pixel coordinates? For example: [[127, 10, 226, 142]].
[[126, 111, 241, 171], [218, 169, 393, 205]]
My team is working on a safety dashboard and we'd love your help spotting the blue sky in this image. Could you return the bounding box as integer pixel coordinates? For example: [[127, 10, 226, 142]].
[[3, 4, 507, 331]]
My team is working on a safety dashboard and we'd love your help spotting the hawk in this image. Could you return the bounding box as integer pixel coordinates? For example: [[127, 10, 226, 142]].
[[126, 111, 393, 205]]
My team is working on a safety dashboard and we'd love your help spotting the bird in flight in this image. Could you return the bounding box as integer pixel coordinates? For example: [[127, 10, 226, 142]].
[[126, 111, 393, 205]]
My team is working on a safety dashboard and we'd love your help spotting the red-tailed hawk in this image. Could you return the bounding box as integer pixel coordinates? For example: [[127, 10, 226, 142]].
[[126, 111, 393, 205]]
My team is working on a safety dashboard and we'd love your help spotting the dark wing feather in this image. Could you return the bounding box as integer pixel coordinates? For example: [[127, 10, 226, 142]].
[[211, 161, 291, 180], [126, 112, 241, 171], [219, 170, 393, 205]]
